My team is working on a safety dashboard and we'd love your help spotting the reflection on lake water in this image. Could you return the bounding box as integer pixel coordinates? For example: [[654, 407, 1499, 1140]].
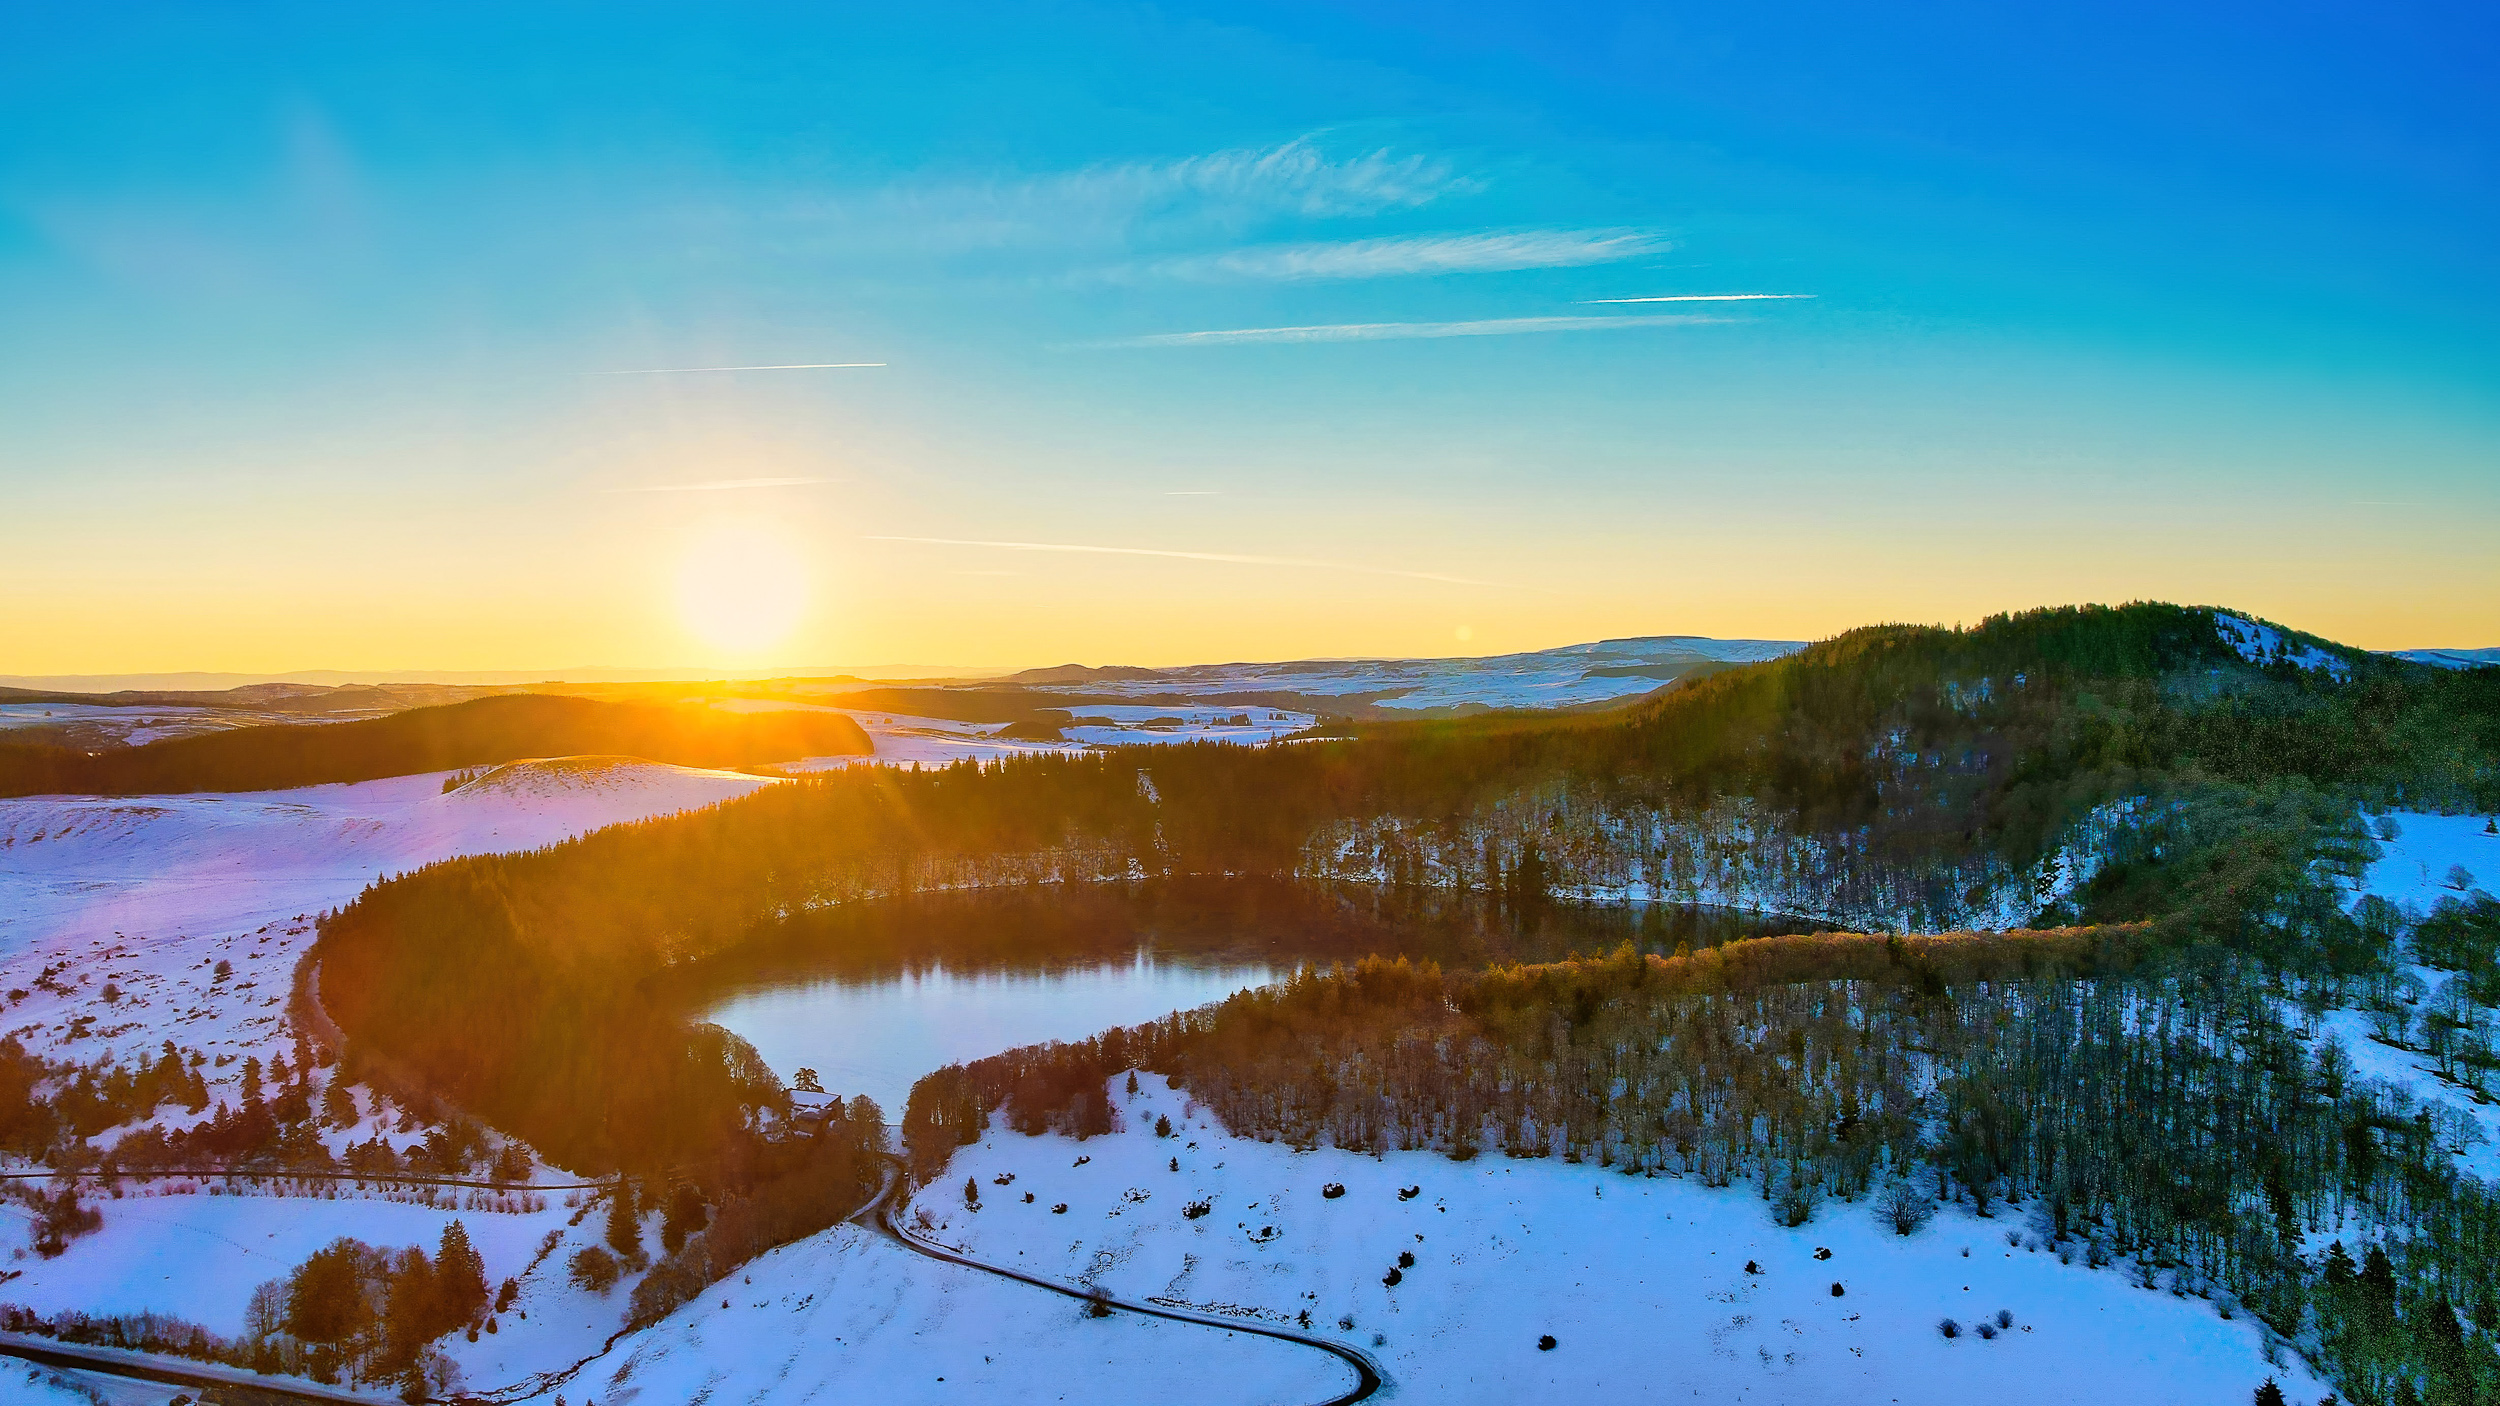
[[706, 951, 1282, 1115]]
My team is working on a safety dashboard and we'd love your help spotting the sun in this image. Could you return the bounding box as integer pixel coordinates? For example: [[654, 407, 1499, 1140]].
[[675, 525, 809, 656]]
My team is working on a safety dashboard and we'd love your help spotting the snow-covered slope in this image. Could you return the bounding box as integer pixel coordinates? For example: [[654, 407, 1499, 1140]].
[[1014, 634, 1803, 717], [885, 1075, 2320, 1406], [486, 1220, 1351, 1406], [2359, 811, 2494, 911], [2301, 811, 2500, 1181], [0, 758, 776, 1069], [2386, 647, 2500, 671], [2214, 613, 2352, 678]]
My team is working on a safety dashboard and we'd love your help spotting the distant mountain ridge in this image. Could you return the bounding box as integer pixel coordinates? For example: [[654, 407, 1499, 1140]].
[[2388, 647, 2500, 670], [1004, 633, 1807, 719]]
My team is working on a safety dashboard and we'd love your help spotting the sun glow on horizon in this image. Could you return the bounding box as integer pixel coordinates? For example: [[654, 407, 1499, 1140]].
[[675, 524, 811, 657]]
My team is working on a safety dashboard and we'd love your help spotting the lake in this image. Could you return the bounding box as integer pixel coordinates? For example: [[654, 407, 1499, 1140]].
[[707, 952, 1286, 1114], [696, 877, 1818, 1115]]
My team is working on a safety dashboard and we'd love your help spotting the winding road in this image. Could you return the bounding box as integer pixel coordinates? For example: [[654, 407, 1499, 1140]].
[[2, 1155, 1385, 1405], [853, 1155, 1386, 1406], [0, 1330, 370, 1405]]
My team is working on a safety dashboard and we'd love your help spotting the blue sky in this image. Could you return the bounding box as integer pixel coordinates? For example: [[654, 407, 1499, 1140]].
[[2, 1, 2494, 673]]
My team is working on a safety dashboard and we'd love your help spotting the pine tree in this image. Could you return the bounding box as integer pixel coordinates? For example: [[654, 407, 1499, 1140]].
[[661, 1184, 708, 1254], [963, 1175, 980, 1208], [2253, 1379, 2285, 1406], [604, 1181, 641, 1258], [436, 1221, 490, 1324], [2322, 1240, 2356, 1289]]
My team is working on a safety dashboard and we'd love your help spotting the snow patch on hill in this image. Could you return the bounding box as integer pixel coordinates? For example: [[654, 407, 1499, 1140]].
[[2215, 614, 2351, 678]]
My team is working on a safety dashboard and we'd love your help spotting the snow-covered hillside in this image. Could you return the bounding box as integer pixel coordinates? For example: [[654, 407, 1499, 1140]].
[[474, 1218, 1352, 1406], [2215, 614, 2352, 678], [2296, 811, 2500, 1182], [873, 1074, 2319, 1406], [0, 758, 775, 1069], [1014, 634, 1802, 717], [0, 758, 793, 1376], [2386, 647, 2500, 671]]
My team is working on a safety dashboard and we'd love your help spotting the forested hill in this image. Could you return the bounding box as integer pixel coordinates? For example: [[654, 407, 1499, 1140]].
[[307, 601, 2500, 1173], [1290, 602, 2498, 934], [0, 694, 871, 797]]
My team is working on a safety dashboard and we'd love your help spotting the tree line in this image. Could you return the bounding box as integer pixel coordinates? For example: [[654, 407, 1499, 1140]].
[[0, 693, 870, 797]]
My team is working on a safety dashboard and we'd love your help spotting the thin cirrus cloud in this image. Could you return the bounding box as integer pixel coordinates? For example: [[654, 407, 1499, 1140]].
[[866, 535, 1500, 587], [1078, 137, 1463, 218], [1144, 228, 1671, 282], [1579, 293, 1816, 304], [1090, 313, 1730, 348], [585, 362, 886, 375], [607, 477, 831, 494], [772, 138, 1469, 255]]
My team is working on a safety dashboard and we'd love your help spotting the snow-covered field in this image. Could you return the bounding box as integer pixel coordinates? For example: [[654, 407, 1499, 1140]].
[[489, 1219, 1351, 1406], [0, 1183, 573, 1336], [0, 758, 777, 1069], [876, 1074, 2320, 1406], [0, 701, 373, 749], [2360, 811, 2493, 911], [779, 707, 1319, 772], [1059, 704, 1311, 748]]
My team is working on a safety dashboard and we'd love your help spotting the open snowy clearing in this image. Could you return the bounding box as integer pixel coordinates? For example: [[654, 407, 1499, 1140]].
[[2361, 811, 2495, 912], [483, 1220, 1352, 1406], [0, 1182, 574, 1337], [888, 1074, 2323, 1405]]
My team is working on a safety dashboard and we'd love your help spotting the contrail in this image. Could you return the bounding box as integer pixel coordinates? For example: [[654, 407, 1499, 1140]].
[[865, 534, 1499, 586], [606, 477, 830, 493], [1090, 313, 1726, 348], [586, 362, 887, 375], [1577, 294, 1815, 304]]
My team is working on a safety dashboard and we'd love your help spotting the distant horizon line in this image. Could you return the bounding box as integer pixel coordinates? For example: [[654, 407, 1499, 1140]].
[[1, 631, 1810, 693], [9, 631, 2492, 695]]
